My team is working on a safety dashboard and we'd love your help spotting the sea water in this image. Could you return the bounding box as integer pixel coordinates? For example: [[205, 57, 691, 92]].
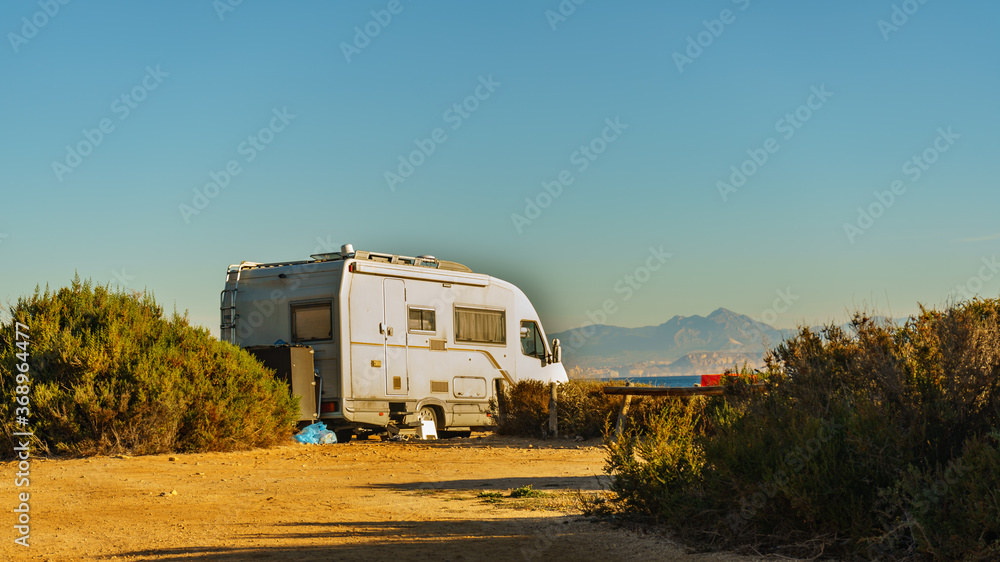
[[598, 375, 703, 388]]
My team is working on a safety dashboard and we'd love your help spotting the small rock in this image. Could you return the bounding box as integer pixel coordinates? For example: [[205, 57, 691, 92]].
[[170, 490, 178, 495], [168, 456, 179, 462]]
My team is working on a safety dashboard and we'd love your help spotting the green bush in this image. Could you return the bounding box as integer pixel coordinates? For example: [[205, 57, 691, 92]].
[[0, 277, 299, 457], [494, 379, 552, 437], [603, 299, 1000, 559], [606, 396, 708, 524], [494, 379, 675, 439], [510, 485, 550, 498]]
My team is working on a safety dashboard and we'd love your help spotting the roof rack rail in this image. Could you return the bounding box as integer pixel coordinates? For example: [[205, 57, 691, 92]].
[[309, 244, 472, 273]]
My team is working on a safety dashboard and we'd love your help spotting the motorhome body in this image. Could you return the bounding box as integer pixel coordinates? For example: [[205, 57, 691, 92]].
[[221, 245, 567, 439]]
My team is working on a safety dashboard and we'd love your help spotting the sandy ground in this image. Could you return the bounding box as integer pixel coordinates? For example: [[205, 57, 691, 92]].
[[2, 433, 759, 561]]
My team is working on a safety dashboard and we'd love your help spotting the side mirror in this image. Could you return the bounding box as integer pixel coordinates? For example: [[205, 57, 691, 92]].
[[551, 338, 562, 364]]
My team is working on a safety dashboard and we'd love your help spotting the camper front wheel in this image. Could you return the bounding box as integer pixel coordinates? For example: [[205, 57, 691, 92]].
[[417, 406, 440, 431]]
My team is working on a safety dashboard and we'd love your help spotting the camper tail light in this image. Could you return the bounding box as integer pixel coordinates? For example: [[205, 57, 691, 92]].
[[321, 400, 338, 413]]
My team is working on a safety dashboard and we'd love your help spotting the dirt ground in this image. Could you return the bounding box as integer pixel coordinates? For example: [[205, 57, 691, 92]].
[[2, 432, 759, 561]]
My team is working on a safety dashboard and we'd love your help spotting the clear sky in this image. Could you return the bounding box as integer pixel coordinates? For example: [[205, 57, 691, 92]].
[[1, 0, 998, 335]]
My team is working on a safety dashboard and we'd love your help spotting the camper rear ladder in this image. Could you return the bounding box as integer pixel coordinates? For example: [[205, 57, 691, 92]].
[[220, 263, 250, 344]]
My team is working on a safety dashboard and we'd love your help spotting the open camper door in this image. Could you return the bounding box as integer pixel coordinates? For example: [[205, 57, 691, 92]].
[[383, 278, 408, 395]]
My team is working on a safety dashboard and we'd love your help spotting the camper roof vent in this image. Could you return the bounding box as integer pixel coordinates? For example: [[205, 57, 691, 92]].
[[310, 243, 356, 262], [310, 252, 341, 262]]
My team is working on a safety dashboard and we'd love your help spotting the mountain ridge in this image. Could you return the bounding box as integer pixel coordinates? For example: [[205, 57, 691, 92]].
[[550, 307, 795, 377], [551, 308, 907, 377]]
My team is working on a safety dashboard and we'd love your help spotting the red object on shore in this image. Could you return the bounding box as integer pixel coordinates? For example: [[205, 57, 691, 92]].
[[701, 374, 723, 386], [701, 373, 759, 386]]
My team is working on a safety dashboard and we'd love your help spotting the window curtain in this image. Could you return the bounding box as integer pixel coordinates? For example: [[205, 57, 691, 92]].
[[455, 308, 505, 344]]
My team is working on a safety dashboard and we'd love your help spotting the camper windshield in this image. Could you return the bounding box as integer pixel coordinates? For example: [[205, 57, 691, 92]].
[[520, 321, 547, 358]]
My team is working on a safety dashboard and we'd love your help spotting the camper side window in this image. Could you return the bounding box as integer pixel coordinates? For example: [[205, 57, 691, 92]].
[[408, 307, 436, 333], [454, 307, 505, 345], [291, 301, 333, 342]]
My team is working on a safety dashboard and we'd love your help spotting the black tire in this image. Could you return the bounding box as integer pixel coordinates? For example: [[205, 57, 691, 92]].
[[334, 429, 354, 443], [441, 430, 472, 439]]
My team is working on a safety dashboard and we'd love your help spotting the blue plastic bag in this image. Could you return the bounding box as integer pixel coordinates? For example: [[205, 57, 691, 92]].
[[294, 421, 337, 444]]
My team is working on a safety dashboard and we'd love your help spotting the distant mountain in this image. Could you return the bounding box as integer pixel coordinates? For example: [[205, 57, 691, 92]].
[[551, 308, 795, 372]]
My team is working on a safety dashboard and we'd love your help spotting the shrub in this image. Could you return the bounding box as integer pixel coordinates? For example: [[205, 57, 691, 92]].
[[606, 396, 709, 524], [0, 278, 299, 457], [495, 379, 552, 437], [510, 485, 549, 498], [602, 299, 1000, 559], [494, 379, 674, 439]]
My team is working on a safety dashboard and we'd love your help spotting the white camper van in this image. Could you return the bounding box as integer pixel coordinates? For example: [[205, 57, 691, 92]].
[[221, 244, 567, 440]]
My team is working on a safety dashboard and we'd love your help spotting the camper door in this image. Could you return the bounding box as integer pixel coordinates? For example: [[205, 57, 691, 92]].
[[349, 275, 409, 399], [382, 278, 408, 395]]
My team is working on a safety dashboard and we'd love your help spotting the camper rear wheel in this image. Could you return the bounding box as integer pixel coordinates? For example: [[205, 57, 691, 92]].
[[334, 429, 354, 443], [417, 406, 441, 431]]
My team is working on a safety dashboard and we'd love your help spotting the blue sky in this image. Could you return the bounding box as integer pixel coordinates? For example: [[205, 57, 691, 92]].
[[1, 0, 998, 335]]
